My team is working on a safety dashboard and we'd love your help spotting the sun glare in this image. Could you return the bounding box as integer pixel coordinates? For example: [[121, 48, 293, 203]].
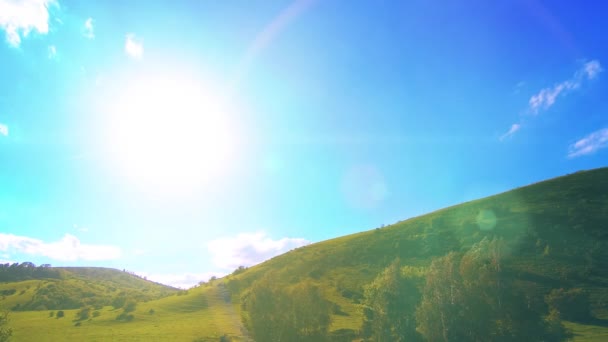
[[105, 74, 237, 192]]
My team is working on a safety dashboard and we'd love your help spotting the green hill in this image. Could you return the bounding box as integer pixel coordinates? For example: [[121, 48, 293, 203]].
[[225, 167, 608, 339], [3, 167, 608, 341], [0, 265, 177, 311]]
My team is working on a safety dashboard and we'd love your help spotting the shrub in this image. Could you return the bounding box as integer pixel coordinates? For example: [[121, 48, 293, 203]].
[[546, 288, 592, 322], [56, 310, 65, 318], [49, 311, 54, 318]]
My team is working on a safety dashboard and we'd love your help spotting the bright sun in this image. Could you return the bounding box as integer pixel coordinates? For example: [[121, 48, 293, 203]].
[[105, 73, 237, 192]]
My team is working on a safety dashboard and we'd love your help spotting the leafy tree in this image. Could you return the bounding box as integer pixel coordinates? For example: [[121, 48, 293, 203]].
[[361, 259, 422, 341], [75, 306, 91, 321], [416, 237, 569, 341], [123, 300, 137, 313], [0, 311, 12, 342], [546, 288, 592, 322], [245, 274, 332, 341]]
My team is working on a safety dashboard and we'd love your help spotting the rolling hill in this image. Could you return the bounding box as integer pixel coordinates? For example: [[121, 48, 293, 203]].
[[3, 167, 608, 341]]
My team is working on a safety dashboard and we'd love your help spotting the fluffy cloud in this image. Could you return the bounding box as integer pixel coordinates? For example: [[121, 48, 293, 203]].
[[0, 233, 122, 261], [124, 33, 143, 59], [83, 17, 94, 39], [500, 123, 521, 141], [568, 128, 608, 158], [0, 0, 55, 47], [207, 231, 310, 270], [0, 123, 8, 136], [528, 60, 602, 114]]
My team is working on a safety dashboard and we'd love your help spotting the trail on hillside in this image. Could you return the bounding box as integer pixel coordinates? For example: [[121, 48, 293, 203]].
[[207, 283, 253, 341]]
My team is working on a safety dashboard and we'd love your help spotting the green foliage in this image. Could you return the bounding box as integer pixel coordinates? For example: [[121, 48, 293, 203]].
[[75, 306, 91, 321], [361, 258, 422, 341], [546, 288, 592, 322], [56, 310, 64, 318], [123, 300, 137, 313], [416, 238, 569, 341], [0, 311, 12, 342], [245, 274, 332, 341]]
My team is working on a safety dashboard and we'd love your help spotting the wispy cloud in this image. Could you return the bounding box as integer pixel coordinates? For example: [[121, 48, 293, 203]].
[[568, 128, 608, 158], [501, 60, 602, 141], [207, 231, 310, 270], [47, 44, 56, 58], [124, 33, 143, 60], [529, 60, 602, 115], [500, 123, 521, 141], [0, 233, 122, 261], [0, 123, 8, 136], [0, 0, 55, 47], [83, 17, 94, 39]]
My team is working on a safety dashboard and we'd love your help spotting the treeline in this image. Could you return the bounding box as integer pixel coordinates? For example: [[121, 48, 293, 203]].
[[0, 262, 63, 282], [242, 238, 582, 341]]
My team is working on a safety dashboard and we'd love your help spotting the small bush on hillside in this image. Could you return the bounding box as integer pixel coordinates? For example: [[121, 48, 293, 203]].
[[56, 310, 64, 318], [49, 311, 54, 317], [92, 311, 100, 318], [74, 322, 81, 327], [123, 300, 137, 313], [75, 307, 91, 321], [148, 308, 155, 315], [546, 288, 592, 322], [116, 313, 134, 322]]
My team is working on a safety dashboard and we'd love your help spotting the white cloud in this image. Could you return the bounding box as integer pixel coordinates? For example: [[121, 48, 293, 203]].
[[47, 44, 55, 58], [124, 33, 143, 59], [568, 128, 608, 158], [207, 231, 310, 270], [83, 17, 94, 39], [580, 60, 602, 80], [143, 271, 225, 289], [528, 60, 602, 115], [500, 123, 521, 141], [0, 233, 122, 261], [0, 123, 8, 136], [0, 0, 55, 47]]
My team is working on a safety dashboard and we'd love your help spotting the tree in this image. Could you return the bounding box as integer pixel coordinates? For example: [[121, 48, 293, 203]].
[[361, 259, 422, 342], [0, 311, 12, 342], [416, 237, 569, 342], [546, 288, 592, 322], [244, 274, 332, 341], [56, 310, 65, 318]]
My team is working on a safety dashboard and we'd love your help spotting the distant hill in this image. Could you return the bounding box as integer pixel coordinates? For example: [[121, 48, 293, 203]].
[[0, 264, 177, 311]]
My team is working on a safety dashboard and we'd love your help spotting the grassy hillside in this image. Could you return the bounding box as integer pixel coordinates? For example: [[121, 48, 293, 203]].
[[225, 167, 608, 339], [3, 167, 608, 341], [0, 266, 177, 311]]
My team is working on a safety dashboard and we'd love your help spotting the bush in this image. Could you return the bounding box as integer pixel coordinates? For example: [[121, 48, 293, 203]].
[[92, 311, 101, 318], [49, 311, 54, 318], [75, 307, 91, 321], [148, 308, 155, 315], [74, 322, 81, 327], [546, 288, 592, 322], [56, 310, 65, 318], [116, 313, 134, 322]]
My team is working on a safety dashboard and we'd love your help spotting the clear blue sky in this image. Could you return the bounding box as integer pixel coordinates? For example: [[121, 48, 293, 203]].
[[0, 0, 607, 288]]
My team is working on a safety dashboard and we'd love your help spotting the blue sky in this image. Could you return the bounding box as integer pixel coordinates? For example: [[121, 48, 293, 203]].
[[0, 0, 607, 288]]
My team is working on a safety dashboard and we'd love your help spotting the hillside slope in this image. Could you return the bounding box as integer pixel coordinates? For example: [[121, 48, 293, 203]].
[[0, 266, 177, 311], [226, 167, 608, 336]]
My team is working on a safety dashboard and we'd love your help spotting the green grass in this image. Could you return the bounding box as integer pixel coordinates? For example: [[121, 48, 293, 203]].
[[8, 284, 246, 341], [4, 167, 608, 341]]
